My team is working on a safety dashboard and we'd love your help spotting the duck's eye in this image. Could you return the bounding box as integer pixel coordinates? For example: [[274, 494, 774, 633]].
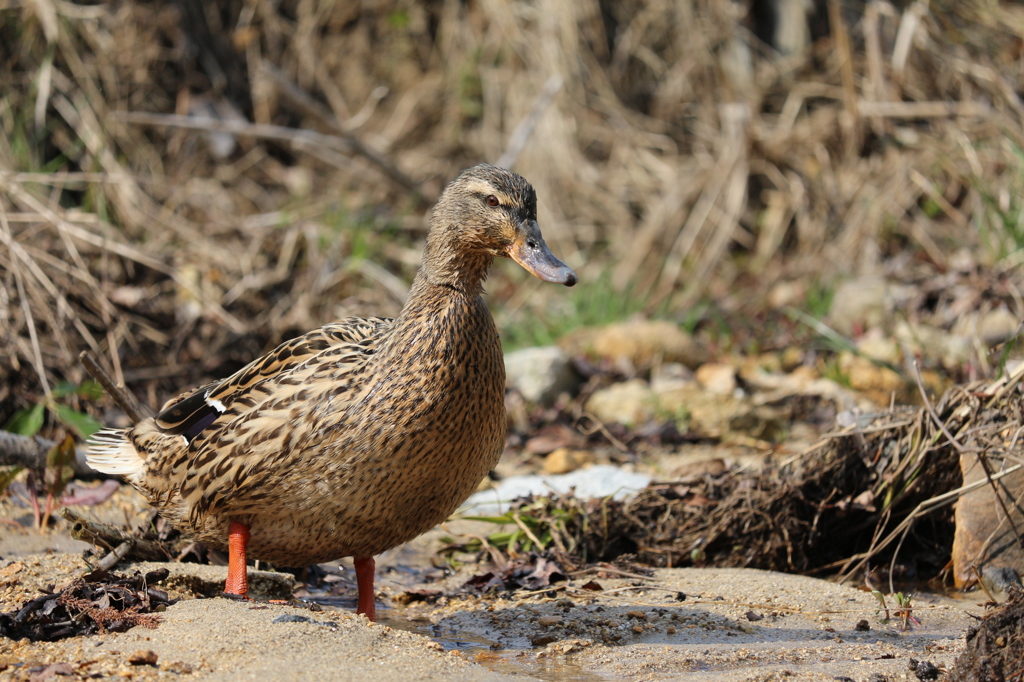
[[486, 195, 500, 207]]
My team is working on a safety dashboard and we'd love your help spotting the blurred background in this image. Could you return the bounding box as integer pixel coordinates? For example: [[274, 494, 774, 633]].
[[1, 0, 1022, 412]]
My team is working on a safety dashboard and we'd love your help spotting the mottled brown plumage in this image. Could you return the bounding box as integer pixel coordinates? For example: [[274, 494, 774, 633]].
[[86, 165, 576, 613]]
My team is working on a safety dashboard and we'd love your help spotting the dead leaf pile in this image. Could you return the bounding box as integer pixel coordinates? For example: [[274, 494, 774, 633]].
[[463, 554, 567, 593], [0, 569, 172, 641]]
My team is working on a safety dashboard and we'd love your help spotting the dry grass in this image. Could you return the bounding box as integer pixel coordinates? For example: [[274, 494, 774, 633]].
[[1, 0, 1023, 415]]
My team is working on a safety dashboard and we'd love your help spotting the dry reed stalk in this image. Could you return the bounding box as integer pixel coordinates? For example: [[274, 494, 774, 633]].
[[1, 0, 1023, 422]]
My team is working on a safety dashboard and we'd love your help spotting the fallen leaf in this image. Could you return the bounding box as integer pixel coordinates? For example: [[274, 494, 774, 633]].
[[61, 480, 120, 506]]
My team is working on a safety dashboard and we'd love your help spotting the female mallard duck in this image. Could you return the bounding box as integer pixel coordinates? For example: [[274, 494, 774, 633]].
[[86, 164, 576, 620]]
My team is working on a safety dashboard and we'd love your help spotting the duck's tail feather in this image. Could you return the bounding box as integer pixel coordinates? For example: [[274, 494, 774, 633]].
[[86, 428, 145, 480]]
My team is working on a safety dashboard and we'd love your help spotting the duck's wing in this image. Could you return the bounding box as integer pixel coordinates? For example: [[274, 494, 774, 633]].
[[154, 317, 392, 441], [86, 317, 392, 496]]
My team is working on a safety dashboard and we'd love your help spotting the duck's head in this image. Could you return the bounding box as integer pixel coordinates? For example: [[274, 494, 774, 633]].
[[428, 164, 577, 287]]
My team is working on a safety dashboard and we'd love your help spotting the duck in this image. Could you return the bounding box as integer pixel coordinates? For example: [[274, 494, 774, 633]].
[[86, 164, 576, 620]]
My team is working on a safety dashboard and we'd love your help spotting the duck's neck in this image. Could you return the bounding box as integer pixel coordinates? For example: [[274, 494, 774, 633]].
[[413, 229, 493, 296]]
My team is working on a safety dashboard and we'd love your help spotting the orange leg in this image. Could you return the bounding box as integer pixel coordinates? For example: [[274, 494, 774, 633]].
[[354, 556, 376, 621], [225, 520, 250, 597]]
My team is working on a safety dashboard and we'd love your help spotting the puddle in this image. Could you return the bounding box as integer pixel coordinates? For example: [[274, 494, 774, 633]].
[[306, 597, 610, 681], [379, 613, 612, 682]]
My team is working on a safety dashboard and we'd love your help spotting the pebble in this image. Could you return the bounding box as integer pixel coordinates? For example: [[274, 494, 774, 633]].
[[584, 378, 655, 426], [560, 320, 706, 369], [695, 363, 737, 395], [127, 650, 158, 666], [542, 448, 593, 475], [626, 610, 647, 620], [537, 616, 563, 627], [504, 346, 580, 405]]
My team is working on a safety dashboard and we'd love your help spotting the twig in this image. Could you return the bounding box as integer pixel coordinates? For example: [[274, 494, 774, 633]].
[[79, 350, 151, 424], [971, 565, 999, 604], [258, 63, 426, 200], [512, 513, 546, 549], [96, 540, 134, 572], [60, 507, 170, 562], [857, 101, 990, 119], [117, 109, 424, 200], [568, 566, 654, 581], [496, 75, 564, 169]]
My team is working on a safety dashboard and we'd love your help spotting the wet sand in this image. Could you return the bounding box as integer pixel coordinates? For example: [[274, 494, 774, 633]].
[[0, 550, 975, 681]]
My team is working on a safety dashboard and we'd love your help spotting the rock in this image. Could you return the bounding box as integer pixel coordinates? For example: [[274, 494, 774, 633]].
[[828, 276, 888, 336], [650, 363, 694, 392], [653, 383, 742, 438], [504, 346, 580, 405], [560, 320, 706, 370], [978, 307, 1020, 346], [667, 458, 728, 479], [767, 280, 805, 309], [537, 616, 563, 627], [780, 347, 805, 371], [894, 320, 971, 369], [531, 634, 558, 646], [952, 451, 1024, 590], [585, 379, 656, 426], [856, 334, 901, 365], [127, 650, 158, 666], [695, 363, 737, 395], [542, 448, 594, 475], [838, 352, 906, 405]]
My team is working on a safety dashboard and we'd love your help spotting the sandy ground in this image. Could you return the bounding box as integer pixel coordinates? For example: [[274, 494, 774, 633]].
[[0, 545, 977, 682]]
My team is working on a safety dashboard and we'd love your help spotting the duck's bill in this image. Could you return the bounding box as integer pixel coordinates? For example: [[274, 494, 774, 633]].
[[509, 222, 578, 287]]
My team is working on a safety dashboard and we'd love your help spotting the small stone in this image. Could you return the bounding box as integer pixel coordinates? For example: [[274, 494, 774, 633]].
[[504, 346, 580, 405], [584, 379, 656, 427], [159, 661, 194, 674], [695, 363, 737, 395], [531, 634, 557, 646], [855, 619, 870, 631], [631, 625, 644, 634], [666, 626, 676, 634], [744, 610, 763, 621], [767, 280, 805, 309], [537, 616, 563, 627], [856, 334, 901, 364], [626, 610, 647, 621], [828, 276, 889, 335], [127, 650, 158, 666], [273, 614, 311, 624], [780, 346, 804, 371], [560, 320, 706, 370], [542, 449, 593, 475], [979, 307, 1020, 346]]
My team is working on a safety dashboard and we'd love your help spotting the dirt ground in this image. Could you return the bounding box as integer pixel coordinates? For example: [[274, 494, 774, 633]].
[[0, 518, 979, 682]]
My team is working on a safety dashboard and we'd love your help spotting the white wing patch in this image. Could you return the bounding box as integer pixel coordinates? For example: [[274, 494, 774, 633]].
[[205, 394, 227, 412]]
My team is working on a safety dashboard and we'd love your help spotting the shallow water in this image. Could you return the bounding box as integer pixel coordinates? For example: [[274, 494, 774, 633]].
[[307, 596, 610, 681], [379, 612, 614, 682]]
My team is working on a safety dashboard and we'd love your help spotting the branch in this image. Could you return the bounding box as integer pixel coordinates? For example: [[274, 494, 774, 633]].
[[60, 508, 171, 563], [258, 63, 428, 200], [117, 107, 425, 200], [496, 75, 564, 170], [80, 350, 151, 424], [0, 430, 97, 477]]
